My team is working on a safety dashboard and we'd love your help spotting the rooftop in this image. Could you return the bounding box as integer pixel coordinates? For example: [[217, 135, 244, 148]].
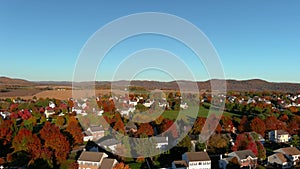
[[185, 152, 211, 161], [78, 151, 104, 162]]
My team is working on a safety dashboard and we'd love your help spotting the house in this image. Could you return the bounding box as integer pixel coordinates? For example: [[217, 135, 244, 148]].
[[125, 122, 137, 133], [180, 102, 188, 109], [179, 152, 211, 169], [99, 158, 118, 169], [44, 109, 55, 118], [274, 147, 300, 166], [97, 138, 121, 153], [83, 131, 94, 142], [77, 151, 107, 169], [172, 160, 188, 169], [268, 130, 290, 143], [268, 153, 292, 169], [77, 151, 118, 169], [86, 126, 105, 141], [154, 137, 169, 150], [219, 150, 258, 169]]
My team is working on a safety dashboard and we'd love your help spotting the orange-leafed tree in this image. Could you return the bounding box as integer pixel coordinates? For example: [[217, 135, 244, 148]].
[[65, 116, 83, 148], [250, 117, 266, 136], [221, 116, 234, 133], [265, 115, 286, 131], [287, 117, 299, 135], [12, 128, 43, 164], [40, 122, 70, 165], [191, 117, 206, 135], [137, 123, 154, 137], [113, 162, 131, 169], [113, 119, 125, 134], [238, 116, 251, 133]]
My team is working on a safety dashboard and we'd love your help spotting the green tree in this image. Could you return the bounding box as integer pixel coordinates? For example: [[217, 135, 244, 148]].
[[291, 135, 300, 147]]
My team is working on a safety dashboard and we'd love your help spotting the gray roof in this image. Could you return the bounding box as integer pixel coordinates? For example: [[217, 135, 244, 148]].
[[98, 138, 120, 146], [78, 151, 104, 162], [89, 126, 104, 132], [229, 150, 257, 160], [185, 152, 211, 161], [154, 137, 168, 144]]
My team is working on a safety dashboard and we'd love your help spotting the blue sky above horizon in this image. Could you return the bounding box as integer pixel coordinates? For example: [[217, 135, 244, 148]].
[[1, 1, 300, 83]]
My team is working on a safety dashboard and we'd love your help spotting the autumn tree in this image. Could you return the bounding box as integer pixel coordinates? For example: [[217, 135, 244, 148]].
[[113, 119, 125, 134], [208, 134, 230, 154], [232, 133, 258, 156], [65, 116, 83, 148], [12, 128, 44, 165], [221, 116, 234, 133], [287, 117, 299, 135], [250, 117, 266, 137], [113, 162, 131, 169], [40, 122, 70, 166], [0, 120, 13, 142], [265, 115, 286, 131], [256, 141, 266, 160], [238, 116, 251, 133], [191, 117, 206, 135], [137, 123, 154, 137]]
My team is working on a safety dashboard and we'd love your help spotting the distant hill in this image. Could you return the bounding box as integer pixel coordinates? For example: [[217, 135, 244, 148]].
[[0, 77, 33, 86], [1, 76, 300, 93], [101, 79, 300, 93]]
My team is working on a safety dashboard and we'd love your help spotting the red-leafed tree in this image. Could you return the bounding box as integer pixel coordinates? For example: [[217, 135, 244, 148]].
[[40, 122, 70, 165], [137, 123, 154, 137], [65, 116, 83, 148], [250, 117, 266, 137], [0, 119, 14, 145], [232, 133, 258, 156], [17, 109, 32, 120]]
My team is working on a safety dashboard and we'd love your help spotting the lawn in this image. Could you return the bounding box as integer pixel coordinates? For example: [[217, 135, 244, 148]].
[[161, 105, 241, 121]]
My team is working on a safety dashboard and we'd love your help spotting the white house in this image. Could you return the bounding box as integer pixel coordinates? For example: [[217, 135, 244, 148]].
[[154, 137, 169, 150], [77, 151, 108, 169], [180, 102, 189, 109], [86, 126, 105, 141], [44, 109, 55, 118], [181, 152, 211, 169], [77, 151, 118, 169], [268, 130, 290, 143]]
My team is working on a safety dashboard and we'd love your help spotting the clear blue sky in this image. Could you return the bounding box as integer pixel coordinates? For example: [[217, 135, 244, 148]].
[[1, 1, 300, 82]]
